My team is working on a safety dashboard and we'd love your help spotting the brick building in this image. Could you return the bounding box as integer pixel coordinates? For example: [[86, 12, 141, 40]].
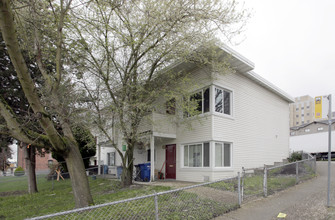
[[17, 146, 58, 174]]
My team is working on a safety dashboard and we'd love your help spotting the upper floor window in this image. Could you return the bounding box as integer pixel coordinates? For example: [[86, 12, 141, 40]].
[[304, 128, 310, 133], [166, 98, 176, 115], [215, 87, 231, 115], [307, 106, 310, 109], [185, 88, 210, 117], [301, 107, 304, 110], [290, 132, 295, 136], [317, 127, 324, 131], [107, 152, 115, 166]]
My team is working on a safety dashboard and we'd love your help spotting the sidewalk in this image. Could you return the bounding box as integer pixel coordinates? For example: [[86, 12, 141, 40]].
[[215, 162, 335, 220]]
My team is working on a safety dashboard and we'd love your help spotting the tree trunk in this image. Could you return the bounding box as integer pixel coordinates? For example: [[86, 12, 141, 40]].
[[121, 141, 134, 187], [64, 143, 94, 208], [23, 144, 38, 193], [121, 165, 133, 187]]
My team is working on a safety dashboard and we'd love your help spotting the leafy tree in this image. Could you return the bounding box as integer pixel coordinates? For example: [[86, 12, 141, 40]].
[[70, 0, 249, 187], [0, 0, 93, 207]]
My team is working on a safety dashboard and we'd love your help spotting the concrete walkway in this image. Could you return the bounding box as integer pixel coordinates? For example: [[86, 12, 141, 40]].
[[215, 162, 335, 220]]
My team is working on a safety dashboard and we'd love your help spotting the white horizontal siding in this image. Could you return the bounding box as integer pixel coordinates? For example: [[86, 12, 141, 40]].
[[152, 113, 176, 135], [213, 71, 289, 173]]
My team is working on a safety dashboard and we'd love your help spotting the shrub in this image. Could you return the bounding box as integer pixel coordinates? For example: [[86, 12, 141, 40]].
[[14, 166, 25, 176], [288, 152, 302, 162]]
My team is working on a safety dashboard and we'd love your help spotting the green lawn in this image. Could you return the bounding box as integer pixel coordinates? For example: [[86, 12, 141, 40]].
[[0, 176, 170, 220], [0, 176, 236, 220]]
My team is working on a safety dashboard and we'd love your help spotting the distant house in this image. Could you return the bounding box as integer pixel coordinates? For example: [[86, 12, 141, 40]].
[[95, 44, 294, 182], [290, 120, 335, 156]]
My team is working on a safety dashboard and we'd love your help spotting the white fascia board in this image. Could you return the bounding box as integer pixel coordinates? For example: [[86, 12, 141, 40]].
[[244, 71, 295, 103], [220, 44, 255, 72]]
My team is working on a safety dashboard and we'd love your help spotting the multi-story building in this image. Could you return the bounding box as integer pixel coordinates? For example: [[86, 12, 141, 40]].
[[289, 95, 315, 127], [97, 44, 294, 182], [289, 95, 332, 127]]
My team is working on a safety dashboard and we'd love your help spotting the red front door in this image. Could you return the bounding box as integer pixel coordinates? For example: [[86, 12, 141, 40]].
[[165, 144, 176, 179]]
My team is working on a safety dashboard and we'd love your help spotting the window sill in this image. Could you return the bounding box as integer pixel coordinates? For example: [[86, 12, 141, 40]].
[[212, 112, 235, 120], [212, 167, 234, 172], [182, 112, 211, 121], [179, 167, 212, 172], [179, 167, 234, 172], [182, 112, 235, 121]]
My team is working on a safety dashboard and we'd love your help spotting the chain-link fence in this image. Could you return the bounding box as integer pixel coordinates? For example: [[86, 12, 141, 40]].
[[2, 155, 316, 219], [266, 157, 316, 196], [27, 175, 241, 220], [241, 156, 316, 201]]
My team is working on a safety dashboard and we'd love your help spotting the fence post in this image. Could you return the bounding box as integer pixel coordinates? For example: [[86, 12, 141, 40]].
[[154, 192, 159, 220], [238, 172, 241, 206], [263, 166, 267, 197], [241, 167, 245, 202], [296, 161, 299, 184]]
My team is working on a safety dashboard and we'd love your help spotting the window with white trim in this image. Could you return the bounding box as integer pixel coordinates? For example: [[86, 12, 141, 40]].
[[107, 152, 115, 166], [215, 87, 231, 115], [183, 142, 209, 167], [185, 88, 210, 117], [215, 142, 232, 167]]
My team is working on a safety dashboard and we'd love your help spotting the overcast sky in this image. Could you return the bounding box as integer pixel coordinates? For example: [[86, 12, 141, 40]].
[[231, 0, 335, 104]]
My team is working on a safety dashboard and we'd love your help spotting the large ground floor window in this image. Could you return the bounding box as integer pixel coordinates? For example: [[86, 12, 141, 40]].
[[183, 142, 210, 167], [182, 141, 232, 168]]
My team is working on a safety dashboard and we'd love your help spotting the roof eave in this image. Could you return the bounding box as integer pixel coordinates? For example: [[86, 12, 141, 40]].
[[243, 71, 295, 103]]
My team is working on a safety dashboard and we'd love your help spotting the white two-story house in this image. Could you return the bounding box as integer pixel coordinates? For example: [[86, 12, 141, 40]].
[[96, 45, 294, 182]]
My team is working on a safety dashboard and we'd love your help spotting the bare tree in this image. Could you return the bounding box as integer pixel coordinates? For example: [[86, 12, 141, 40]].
[[70, 0, 249, 187]]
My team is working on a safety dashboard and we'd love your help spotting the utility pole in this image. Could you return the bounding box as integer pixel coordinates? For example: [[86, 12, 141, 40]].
[[327, 94, 332, 207]]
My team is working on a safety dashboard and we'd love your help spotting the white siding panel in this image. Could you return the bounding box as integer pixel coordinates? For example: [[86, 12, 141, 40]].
[[213, 71, 290, 172], [176, 116, 213, 143]]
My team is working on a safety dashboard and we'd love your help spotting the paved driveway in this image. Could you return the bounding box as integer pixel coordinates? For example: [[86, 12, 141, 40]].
[[215, 162, 335, 220]]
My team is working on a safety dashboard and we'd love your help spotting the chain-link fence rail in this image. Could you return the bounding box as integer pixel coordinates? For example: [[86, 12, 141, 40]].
[[27, 175, 242, 220]]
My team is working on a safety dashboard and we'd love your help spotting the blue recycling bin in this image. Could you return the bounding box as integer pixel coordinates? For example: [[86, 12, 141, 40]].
[[117, 166, 123, 179], [139, 163, 151, 182]]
